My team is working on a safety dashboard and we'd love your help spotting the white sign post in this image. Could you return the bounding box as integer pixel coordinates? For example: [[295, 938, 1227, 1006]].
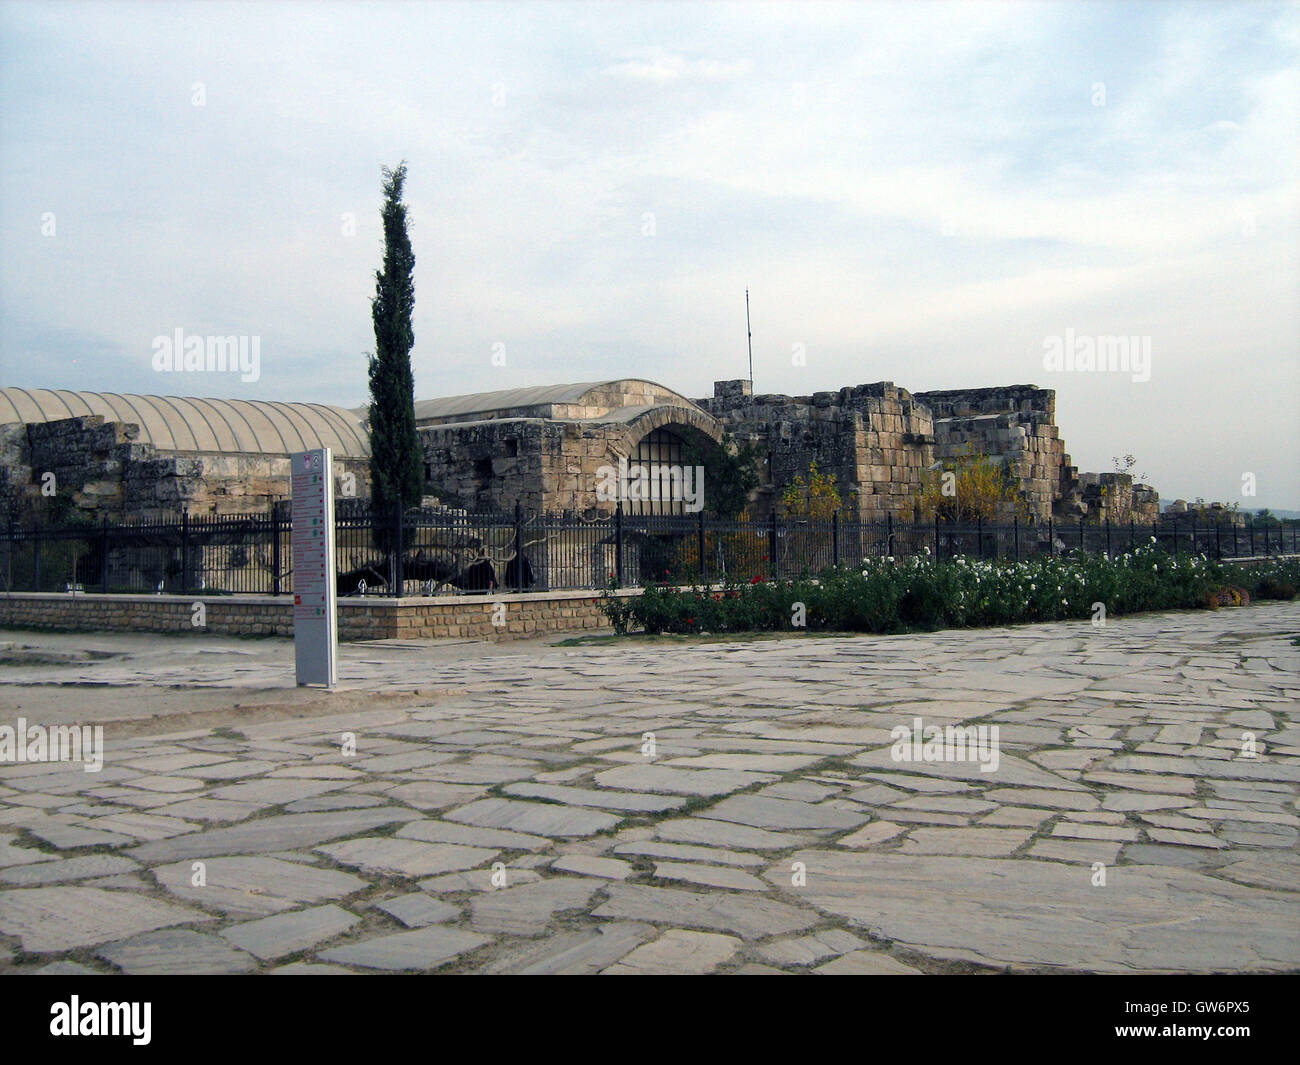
[[291, 448, 337, 688]]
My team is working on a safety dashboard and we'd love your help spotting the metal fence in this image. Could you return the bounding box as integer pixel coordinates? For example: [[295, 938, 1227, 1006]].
[[2, 504, 1296, 598]]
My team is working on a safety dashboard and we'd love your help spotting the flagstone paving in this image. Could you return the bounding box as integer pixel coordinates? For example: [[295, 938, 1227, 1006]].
[[2, 602, 1299, 973]]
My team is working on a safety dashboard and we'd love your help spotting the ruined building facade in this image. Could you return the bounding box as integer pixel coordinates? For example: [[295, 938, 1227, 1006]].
[[0, 377, 1159, 525]]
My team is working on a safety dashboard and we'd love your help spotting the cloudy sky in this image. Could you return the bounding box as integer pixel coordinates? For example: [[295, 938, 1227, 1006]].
[[1, 0, 1296, 508]]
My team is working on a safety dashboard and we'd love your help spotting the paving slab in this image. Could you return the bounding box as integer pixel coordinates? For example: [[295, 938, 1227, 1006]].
[[446, 798, 620, 837], [469, 877, 600, 936], [318, 926, 491, 971], [220, 904, 360, 960], [603, 929, 741, 974], [151, 855, 369, 917], [374, 893, 460, 928], [592, 883, 819, 940], [0, 886, 210, 953], [315, 837, 498, 879], [126, 807, 423, 862], [97, 929, 256, 974]]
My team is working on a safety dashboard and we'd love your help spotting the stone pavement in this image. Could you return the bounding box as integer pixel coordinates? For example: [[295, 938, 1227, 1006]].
[[2, 603, 1298, 974]]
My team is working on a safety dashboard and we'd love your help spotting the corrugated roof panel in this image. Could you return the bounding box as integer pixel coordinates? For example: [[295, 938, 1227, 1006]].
[[0, 387, 370, 458]]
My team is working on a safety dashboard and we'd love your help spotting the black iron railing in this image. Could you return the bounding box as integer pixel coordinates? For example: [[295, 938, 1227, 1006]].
[[1, 506, 1295, 597]]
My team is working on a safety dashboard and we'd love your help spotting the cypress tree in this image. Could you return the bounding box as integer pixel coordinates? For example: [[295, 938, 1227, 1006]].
[[368, 162, 422, 521]]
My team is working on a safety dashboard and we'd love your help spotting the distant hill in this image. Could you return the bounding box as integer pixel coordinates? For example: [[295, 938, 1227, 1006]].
[[1158, 504, 1300, 520]]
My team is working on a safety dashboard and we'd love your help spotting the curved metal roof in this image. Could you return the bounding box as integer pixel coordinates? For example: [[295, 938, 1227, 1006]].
[[409, 379, 697, 422], [0, 388, 370, 458]]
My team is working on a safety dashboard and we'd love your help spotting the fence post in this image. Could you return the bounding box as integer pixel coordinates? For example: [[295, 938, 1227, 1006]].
[[933, 512, 939, 561], [614, 502, 624, 586], [100, 516, 110, 592], [768, 510, 778, 580], [976, 515, 983, 559], [832, 510, 840, 568], [1048, 515, 1054, 557], [697, 508, 706, 584], [180, 511, 190, 594], [1079, 518, 1084, 553], [1130, 518, 1135, 554], [513, 501, 523, 593], [886, 512, 894, 559], [1104, 518, 1110, 558], [1013, 516, 1019, 562], [392, 500, 404, 598], [1248, 518, 1254, 557], [32, 522, 41, 592], [1152, 519, 1158, 552], [271, 503, 282, 596]]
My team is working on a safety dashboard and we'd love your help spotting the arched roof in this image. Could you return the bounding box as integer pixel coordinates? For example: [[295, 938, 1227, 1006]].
[[409, 379, 699, 422], [0, 388, 369, 458]]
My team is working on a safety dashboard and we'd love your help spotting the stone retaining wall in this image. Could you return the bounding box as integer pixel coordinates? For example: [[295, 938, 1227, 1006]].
[[0, 588, 633, 641]]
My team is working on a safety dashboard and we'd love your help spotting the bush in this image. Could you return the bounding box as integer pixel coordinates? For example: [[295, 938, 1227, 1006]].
[[598, 541, 1299, 637], [1256, 577, 1297, 601]]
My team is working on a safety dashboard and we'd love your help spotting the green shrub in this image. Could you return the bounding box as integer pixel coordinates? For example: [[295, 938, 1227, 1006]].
[[597, 540, 1293, 637]]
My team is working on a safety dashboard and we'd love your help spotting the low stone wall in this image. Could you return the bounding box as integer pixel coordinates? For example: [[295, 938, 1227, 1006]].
[[0, 588, 635, 641]]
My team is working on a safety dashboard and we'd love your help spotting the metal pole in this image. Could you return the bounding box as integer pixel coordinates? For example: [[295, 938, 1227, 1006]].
[[697, 508, 706, 584], [272, 503, 282, 596], [832, 509, 840, 568], [393, 500, 405, 597], [614, 502, 624, 585], [1104, 518, 1110, 558], [769, 510, 778, 580], [513, 500, 523, 593], [745, 288, 753, 386], [180, 511, 190, 594], [1014, 516, 1019, 562], [100, 516, 109, 592]]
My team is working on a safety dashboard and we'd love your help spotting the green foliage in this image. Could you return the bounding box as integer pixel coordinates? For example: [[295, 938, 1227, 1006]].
[[917, 445, 1028, 522], [680, 433, 760, 520], [598, 544, 1300, 637], [368, 161, 423, 519], [781, 461, 840, 520]]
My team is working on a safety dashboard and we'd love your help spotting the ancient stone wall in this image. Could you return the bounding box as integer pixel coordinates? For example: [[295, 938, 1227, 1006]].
[[1074, 473, 1161, 525], [1, 415, 366, 522], [699, 380, 935, 520], [914, 387, 1069, 522]]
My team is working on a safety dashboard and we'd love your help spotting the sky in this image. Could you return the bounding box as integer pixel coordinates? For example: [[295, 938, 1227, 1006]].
[[1, 0, 1296, 509]]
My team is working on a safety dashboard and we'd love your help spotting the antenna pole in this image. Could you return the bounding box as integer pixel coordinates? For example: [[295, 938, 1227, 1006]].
[[745, 288, 753, 386]]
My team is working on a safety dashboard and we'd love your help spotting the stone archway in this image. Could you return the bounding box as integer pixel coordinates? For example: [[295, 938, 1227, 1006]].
[[612, 408, 726, 516]]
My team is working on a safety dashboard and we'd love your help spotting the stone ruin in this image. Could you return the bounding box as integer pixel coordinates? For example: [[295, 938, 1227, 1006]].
[[0, 378, 1160, 529]]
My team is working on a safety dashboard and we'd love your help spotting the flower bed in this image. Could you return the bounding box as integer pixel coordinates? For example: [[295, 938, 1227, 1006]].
[[598, 542, 1300, 636]]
